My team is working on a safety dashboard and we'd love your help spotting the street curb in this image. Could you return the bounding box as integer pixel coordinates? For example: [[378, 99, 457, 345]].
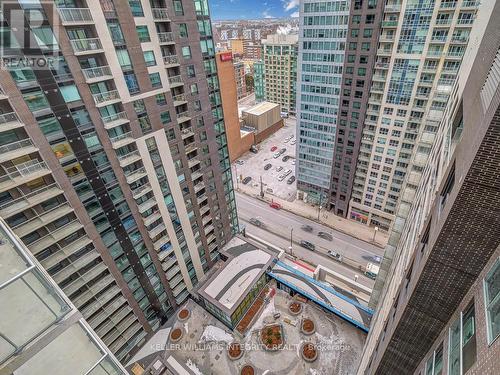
[[236, 189, 385, 250]]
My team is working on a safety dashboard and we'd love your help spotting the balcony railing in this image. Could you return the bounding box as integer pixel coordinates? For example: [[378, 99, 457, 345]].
[[0, 139, 35, 155], [70, 38, 103, 53], [177, 111, 190, 121], [0, 112, 21, 126], [157, 32, 174, 43], [57, 8, 93, 24], [101, 111, 128, 128], [152, 8, 170, 20], [110, 131, 133, 145], [0, 160, 49, 186], [82, 65, 112, 81], [168, 75, 183, 85], [173, 94, 186, 103], [93, 90, 120, 105], [163, 55, 179, 65]]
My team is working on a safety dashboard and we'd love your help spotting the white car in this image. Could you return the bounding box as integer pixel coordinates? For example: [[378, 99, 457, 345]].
[[284, 138, 290, 143], [278, 175, 286, 181], [276, 166, 283, 172], [291, 139, 296, 145], [273, 152, 280, 158], [291, 160, 296, 165]]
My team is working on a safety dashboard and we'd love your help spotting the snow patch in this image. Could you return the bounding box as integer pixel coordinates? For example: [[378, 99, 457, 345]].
[[248, 295, 276, 332], [309, 369, 320, 375], [199, 325, 233, 343], [184, 322, 189, 335], [185, 359, 204, 375]]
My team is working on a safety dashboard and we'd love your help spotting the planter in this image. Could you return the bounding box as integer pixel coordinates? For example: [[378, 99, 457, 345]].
[[301, 342, 318, 362], [177, 308, 190, 321], [169, 327, 183, 343], [260, 324, 284, 351], [227, 342, 244, 360], [301, 318, 316, 335], [288, 301, 302, 316], [240, 365, 255, 375]]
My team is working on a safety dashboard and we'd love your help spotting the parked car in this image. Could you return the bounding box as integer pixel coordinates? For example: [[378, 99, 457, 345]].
[[283, 169, 292, 177], [278, 174, 286, 182], [280, 111, 289, 118], [284, 138, 290, 143], [269, 201, 281, 209], [291, 159, 296, 165], [264, 163, 272, 170], [280, 148, 286, 154], [271, 146, 278, 151], [242, 176, 252, 185], [287, 176, 296, 184], [318, 232, 333, 241], [273, 152, 281, 159], [300, 240, 315, 251], [250, 145, 258, 154], [327, 250, 342, 261], [249, 217, 264, 228], [301, 224, 313, 232], [236, 160, 244, 165], [282, 155, 290, 162], [291, 139, 296, 145], [373, 255, 382, 263], [276, 166, 283, 172]]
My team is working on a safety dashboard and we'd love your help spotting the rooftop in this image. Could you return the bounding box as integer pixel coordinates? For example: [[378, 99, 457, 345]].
[[242, 101, 279, 116], [262, 33, 299, 45], [197, 236, 275, 314]]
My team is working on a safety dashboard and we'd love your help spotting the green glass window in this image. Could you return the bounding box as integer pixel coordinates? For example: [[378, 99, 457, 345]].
[[23, 90, 49, 112], [179, 23, 188, 38], [128, 0, 144, 16], [143, 51, 156, 66], [484, 258, 500, 344], [38, 116, 63, 137], [136, 26, 150, 42], [181, 46, 192, 59], [116, 49, 132, 70], [149, 72, 162, 88], [60, 84, 81, 103]]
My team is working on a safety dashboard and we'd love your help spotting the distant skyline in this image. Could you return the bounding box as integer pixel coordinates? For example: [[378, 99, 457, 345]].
[[209, 0, 299, 20]]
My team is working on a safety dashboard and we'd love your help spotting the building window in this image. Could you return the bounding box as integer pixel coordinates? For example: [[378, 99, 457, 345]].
[[136, 26, 150, 42], [149, 72, 162, 88], [179, 23, 188, 38], [181, 46, 192, 59], [425, 343, 443, 375], [449, 302, 477, 375], [484, 258, 500, 344], [128, 0, 143, 16], [22, 90, 49, 112], [143, 51, 156, 66], [59, 84, 81, 103], [173, 0, 184, 15]]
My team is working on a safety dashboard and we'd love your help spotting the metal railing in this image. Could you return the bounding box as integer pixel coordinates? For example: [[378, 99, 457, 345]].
[[93, 90, 120, 105], [0, 112, 20, 125], [177, 111, 189, 119], [70, 38, 103, 53], [0, 139, 34, 154], [57, 8, 93, 23], [101, 111, 127, 125], [173, 94, 186, 102], [168, 75, 183, 85], [0, 183, 60, 212], [82, 65, 112, 80], [157, 32, 174, 43], [110, 131, 132, 144], [152, 8, 169, 20], [163, 55, 179, 65]]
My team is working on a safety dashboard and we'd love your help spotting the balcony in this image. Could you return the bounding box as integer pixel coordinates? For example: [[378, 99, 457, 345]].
[[147, 223, 165, 238], [0, 183, 62, 218], [125, 167, 147, 184], [377, 48, 392, 56], [196, 194, 208, 205], [185, 144, 198, 154], [0, 139, 38, 163], [40, 235, 92, 271], [52, 251, 103, 287], [82, 65, 113, 83], [188, 158, 200, 169], [173, 94, 187, 105], [0, 160, 50, 191], [177, 111, 191, 123], [13, 202, 73, 238], [154, 235, 171, 251], [181, 127, 194, 139], [110, 132, 134, 149], [162, 257, 177, 271], [152, 8, 170, 20], [70, 38, 104, 55], [194, 181, 205, 194], [172, 282, 187, 297], [132, 183, 152, 200], [57, 8, 93, 24], [157, 32, 174, 44], [163, 55, 179, 67], [117, 150, 141, 167], [30, 219, 84, 256], [92, 90, 121, 107], [200, 205, 210, 215], [168, 75, 183, 87], [138, 196, 157, 213], [381, 20, 398, 28], [191, 170, 203, 181], [384, 4, 401, 12], [102, 111, 129, 130], [0, 111, 24, 132], [166, 265, 181, 280]]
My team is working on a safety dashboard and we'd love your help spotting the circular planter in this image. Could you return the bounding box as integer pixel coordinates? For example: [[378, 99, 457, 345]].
[[177, 308, 190, 321], [288, 301, 303, 316], [301, 318, 316, 335], [227, 342, 244, 361], [301, 342, 318, 363], [169, 327, 183, 343], [240, 365, 255, 375], [260, 324, 284, 351]]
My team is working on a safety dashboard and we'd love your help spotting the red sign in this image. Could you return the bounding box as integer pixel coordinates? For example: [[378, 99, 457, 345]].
[[219, 52, 233, 62]]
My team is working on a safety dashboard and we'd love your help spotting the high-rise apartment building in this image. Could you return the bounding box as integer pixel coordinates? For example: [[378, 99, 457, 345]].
[[0, 0, 237, 363], [234, 60, 247, 99], [349, 0, 479, 231], [260, 33, 298, 115], [0, 218, 126, 374], [254, 60, 265, 102], [327, 0, 385, 216], [357, 1, 500, 373], [296, 0, 350, 203]]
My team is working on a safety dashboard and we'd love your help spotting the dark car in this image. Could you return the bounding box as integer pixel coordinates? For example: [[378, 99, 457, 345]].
[[301, 224, 313, 232], [249, 217, 264, 227], [300, 240, 315, 251], [264, 163, 272, 170], [287, 176, 296, 185], [318, 231, 333, 241], [242, 176, 252, 185], [282, 155, 290, 162], [280, 148, 286, 154]]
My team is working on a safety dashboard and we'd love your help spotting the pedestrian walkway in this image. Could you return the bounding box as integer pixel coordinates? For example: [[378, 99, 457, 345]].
[[236, 186, 389, 248]]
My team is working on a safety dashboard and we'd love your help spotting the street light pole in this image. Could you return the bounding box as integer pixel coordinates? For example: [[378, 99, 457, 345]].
[[260, 175, 264, 198], [317, 192, 323, 221], [289, 228, 293, 256]]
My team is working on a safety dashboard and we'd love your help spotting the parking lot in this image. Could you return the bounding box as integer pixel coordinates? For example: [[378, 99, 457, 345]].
[[233, 116, 297, 201]]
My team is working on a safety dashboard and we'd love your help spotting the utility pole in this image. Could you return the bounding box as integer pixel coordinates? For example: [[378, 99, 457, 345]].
[[289, 228, 293, 257], [317, 192, 322, 221], [260, 175, 264, 198]]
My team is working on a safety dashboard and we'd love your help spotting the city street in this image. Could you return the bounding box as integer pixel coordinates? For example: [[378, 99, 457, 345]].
[[236, 192, 383, 288]]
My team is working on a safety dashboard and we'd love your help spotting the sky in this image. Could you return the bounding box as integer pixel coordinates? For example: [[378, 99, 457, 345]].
[[208, 0, 300, 20]]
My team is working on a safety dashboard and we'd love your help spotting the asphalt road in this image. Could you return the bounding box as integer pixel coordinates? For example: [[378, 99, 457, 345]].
[[236, 192, 383, 288]]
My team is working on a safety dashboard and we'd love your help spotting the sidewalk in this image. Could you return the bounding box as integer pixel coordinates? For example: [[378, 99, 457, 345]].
[[236, 184, 389, 249]]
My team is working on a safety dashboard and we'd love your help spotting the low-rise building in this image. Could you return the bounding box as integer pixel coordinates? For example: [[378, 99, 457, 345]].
[[241, 102, 284, 143]]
